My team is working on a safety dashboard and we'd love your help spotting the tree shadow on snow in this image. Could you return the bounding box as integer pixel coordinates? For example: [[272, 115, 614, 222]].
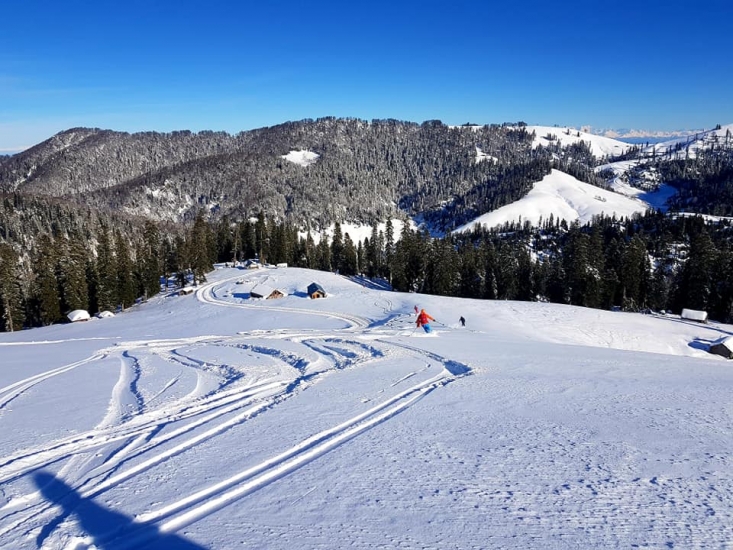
[[32, 471, 207, 550]]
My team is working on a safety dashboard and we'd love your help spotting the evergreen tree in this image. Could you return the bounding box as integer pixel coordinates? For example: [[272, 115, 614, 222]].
[[516, 245, 534, 301], [304, 232, 316, 268], [240, 220, 257, 260], [620, 235, 650, 311], [481, 240, 498, 300], [96, 225, 118, 311], [174, 234, 189, 288], [331, 221, 344, 273], [254, 211, 268, 263], [383, 219, 395, 283], [495, 241, 519, 300], [190, 211, 212, 284], [216, 215, 235, 263], [0, 243, 25, 331], [458, 245, 483, 298], [677, 230, 716, 311], [141, 221, 161, 299], [28, 234, 62, 325], [115, 230, 136, 308], [341, 233, 358, 276], [315, 234, 331, 271], [57, 234, 89, 313], [425, 237, 459, 296], [86, 257, 100, 315]]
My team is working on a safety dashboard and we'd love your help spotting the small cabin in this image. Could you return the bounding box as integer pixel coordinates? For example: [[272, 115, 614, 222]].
[[276, 263, 288, 268], [96, 310, 115, 319], [307, 282, 326, 299], [67, 310, 91, 322], [250, 284, 285, 299], [178, 286, 195, 296], [709, 335, 733, 359], [681, 308, 708, 323]]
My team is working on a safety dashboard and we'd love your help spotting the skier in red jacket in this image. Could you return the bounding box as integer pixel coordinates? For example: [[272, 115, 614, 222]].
[[416, 309, 435, 333]]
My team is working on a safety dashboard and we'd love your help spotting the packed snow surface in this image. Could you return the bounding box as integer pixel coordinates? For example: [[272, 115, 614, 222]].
[[1, 266, 731, 549], [454, 169, 649, 232]]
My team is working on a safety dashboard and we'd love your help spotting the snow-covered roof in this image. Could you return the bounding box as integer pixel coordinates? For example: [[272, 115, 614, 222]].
[[681, 308, 708, 322], [250, 284, 284, 298], [67, 309, 90, 322]]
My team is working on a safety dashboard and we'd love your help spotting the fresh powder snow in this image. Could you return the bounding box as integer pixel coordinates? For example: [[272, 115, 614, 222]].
[[0, 266, 731, 549]]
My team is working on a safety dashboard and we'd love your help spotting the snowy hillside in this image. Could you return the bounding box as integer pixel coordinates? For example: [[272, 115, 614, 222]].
[[594, 159, 678, 210], [526, 125, 632, 158], [644, 123, 733, 159], [1, 266, 732, 549], [453, 169, 648, 232]]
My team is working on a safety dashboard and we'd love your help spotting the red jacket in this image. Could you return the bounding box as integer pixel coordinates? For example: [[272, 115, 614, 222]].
[[416, 310, 435, 326]]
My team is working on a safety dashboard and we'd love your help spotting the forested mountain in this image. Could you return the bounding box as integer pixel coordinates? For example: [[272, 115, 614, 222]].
[[0, 119, 551, 229], [2, 118, 733, 333]]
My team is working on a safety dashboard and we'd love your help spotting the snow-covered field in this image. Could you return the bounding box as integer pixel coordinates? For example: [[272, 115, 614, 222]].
[[1, 267, 731, 549]]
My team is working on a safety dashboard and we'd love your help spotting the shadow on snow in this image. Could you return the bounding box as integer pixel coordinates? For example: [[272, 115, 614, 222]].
[[33, 471, 206, 550]]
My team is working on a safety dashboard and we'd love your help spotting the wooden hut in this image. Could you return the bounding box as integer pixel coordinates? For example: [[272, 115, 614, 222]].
[[67, 310, 91, 322], [250, 284, 285, 299], [709, 336, 733, 359], [681, 308, 708, 323], [307, 282, 326, 299]]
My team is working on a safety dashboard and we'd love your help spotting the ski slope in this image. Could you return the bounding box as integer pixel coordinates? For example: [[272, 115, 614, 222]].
[[0, 266, 731, 549]]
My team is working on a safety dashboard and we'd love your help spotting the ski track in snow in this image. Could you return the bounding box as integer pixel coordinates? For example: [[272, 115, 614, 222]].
[[0, 275, 471, 547]]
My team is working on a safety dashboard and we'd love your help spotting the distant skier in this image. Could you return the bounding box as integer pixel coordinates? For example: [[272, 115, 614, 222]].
[[416, 309, 435, 333], [459, 316, 466, 327], [414, 305, 419, 315]]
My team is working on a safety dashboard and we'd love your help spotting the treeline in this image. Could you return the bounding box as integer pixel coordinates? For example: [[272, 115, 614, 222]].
[[203, 209, 733, 323], [658, 147, 733, 216], [3, 201, 733, 332]]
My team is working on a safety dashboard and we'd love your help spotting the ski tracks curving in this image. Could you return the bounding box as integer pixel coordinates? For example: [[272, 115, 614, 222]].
[[0, 276, 472, 546]]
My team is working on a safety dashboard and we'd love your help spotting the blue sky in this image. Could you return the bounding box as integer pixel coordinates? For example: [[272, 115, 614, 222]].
[[1, 0, 731, 152]]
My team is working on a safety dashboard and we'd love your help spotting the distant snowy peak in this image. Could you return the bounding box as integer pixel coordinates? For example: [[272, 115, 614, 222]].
[[453, 169, 647, 232], [590, 127, 707, 140], [282, 150, 320, 167], [526, 126, 632, 159]]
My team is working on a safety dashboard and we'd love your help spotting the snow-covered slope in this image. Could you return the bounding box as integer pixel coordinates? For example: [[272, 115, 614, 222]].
[[527, 125, 632, 158], [454, 169, 648, 232], [644, 123, 733, 159], [1, 266, 731, 549]]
